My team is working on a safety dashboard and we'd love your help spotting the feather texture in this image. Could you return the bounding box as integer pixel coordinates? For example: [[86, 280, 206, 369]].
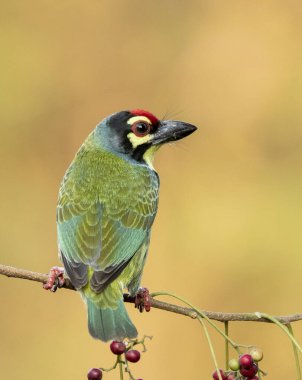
[[57, 129, 159, 341]]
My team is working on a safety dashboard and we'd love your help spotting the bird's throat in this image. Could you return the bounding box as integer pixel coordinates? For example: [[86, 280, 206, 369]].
[[142, 145, 160, 169]]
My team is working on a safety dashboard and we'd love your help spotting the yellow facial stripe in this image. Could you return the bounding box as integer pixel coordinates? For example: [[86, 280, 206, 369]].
[[127, 116, 152, 125], [127, 132, 152, 149], [143, 145, 160, 169]]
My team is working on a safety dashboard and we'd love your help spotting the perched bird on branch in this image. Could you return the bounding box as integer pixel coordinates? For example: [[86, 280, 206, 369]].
[[44, 109, 197, 341]]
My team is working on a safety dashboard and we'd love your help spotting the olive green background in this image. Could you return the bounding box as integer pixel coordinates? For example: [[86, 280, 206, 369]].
[[1, 1, 302, 379]]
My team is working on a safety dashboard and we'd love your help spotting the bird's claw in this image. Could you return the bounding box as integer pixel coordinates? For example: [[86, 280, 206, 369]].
[[135, 287, 152, 313], [43, 266, 65, 292]]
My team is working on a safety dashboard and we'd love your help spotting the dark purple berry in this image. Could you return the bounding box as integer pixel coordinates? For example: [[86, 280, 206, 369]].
[[226, 374, 236, 380], [240, 363, 258, 378], [110, 341, 126, 355], [212, 369, 227, 380], [248, 377, 259, 380], [239, 354, 254, 369], [87, 368, 103, 380], [125, 349, 141, 363]]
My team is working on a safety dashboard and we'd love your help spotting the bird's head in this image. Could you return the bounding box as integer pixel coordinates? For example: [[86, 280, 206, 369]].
[[96, 109, 197, 167]]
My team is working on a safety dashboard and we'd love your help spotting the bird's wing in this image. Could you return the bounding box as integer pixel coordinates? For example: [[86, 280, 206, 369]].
[[57, 161, 159, 291]]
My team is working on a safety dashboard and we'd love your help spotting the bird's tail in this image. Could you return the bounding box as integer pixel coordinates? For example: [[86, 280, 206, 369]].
[[87, 298, 138, 342]]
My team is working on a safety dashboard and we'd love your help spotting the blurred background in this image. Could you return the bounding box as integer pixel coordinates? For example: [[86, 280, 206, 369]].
[[1, 0, 302, 378]]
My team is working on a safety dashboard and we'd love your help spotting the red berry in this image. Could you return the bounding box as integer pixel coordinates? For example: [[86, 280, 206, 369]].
[[239, 354, 254, 369], [125, 349, 141, 363], [240, 363, 258, 378], [226, 374, 236, 380], [212, 369, 227, 380], [110, 341, 126, 355], [87, 368, 103, 380], [248, 377, 259, 380]]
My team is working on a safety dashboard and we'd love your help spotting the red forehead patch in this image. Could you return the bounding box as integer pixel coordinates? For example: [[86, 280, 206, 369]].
[[130, 109, 159, 125]]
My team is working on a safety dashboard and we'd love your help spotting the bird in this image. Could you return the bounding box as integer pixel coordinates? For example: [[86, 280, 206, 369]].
[[44, 109, 197, 342]]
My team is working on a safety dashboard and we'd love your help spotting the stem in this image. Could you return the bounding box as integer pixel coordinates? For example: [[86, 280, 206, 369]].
[[119, 357, 124, 380], [100, 357, 119, 372], [197, 315, 222, 380], [127, 335, 152, 352], [151, 291, 240, 353], [124, 357, 136, 380], [256, 313, 302, 353], [287, 324, 302, 380], [224, 321, 229, 369]]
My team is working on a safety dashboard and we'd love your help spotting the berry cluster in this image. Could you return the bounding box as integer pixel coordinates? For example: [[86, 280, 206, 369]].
[[212, 347, 264, 380], [110, 341, 141, 364], [87, 339, 145, 380]]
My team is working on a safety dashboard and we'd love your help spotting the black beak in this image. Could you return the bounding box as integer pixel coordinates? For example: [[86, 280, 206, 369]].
[[151, 120, 197, 145]]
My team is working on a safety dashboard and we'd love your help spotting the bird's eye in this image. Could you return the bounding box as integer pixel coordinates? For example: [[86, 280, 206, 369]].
[[131, 121, 151, 137]]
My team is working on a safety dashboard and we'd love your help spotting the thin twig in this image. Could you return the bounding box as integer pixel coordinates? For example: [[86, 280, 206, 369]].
[[197, 315, 222, 380], [287, 324, 302, 380], [1, 264, 302, 325], [224, 321, 229, 370], [119, 358, 124, 380], [255, 312, 302, 353]]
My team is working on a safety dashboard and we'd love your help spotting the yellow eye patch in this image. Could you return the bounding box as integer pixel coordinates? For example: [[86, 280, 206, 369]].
[[127, 116, 152, 126], [127, 116, 153, 148], [127, 132, 152, 148]]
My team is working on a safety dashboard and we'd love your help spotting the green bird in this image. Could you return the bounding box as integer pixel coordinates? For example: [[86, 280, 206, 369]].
[[45, 109, 197, 342]]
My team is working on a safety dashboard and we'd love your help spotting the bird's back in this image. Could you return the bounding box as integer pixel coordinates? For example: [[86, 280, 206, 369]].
[[57, 135, 159, 293]]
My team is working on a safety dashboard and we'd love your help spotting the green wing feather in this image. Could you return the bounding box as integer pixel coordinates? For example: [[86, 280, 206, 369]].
[[57, 141, 159, 293]]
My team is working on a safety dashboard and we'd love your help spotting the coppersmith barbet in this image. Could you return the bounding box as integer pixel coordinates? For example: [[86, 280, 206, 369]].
[[46, 109, 197, 342]]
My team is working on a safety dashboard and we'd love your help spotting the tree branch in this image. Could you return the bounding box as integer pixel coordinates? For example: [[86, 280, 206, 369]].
[[1, 263, 302, 325]]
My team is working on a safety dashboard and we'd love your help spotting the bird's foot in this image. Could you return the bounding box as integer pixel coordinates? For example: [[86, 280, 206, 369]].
[[43, 266, 65, 292], [135, 287, 152, 313]]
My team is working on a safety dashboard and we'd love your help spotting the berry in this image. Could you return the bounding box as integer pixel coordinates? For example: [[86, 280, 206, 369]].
[[228, 358, 240, 371], [249, 347, 263, 362], [248, 377, 259, 380], [239, 354, 254, 369], [87, 368, 103, 380], [226, 374, 236, 380], [212, 369, 227, 380], [110, 341, 126, 355], [125, 349, 141, 363], [240, 363, 258, 378]]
